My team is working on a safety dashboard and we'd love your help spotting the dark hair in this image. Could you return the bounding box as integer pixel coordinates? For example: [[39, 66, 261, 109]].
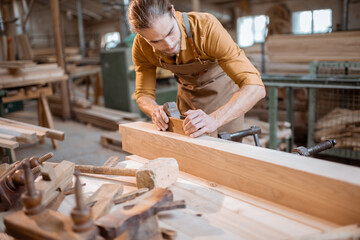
[[128, 0, 173, 32]]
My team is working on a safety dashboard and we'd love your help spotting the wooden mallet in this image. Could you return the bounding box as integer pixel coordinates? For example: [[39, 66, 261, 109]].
[[74, 157, 179, 190]]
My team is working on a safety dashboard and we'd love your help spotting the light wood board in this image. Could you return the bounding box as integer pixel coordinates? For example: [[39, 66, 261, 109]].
[[58, 158, 339, 240], [119, 122, 360, 225]]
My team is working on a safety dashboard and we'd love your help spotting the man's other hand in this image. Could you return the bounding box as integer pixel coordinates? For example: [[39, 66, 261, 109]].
[[152, 105, 169, 131], [183, 109, 218, 138]]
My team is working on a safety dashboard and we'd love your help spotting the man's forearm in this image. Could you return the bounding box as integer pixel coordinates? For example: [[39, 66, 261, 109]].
[[210, 85, 266, 128], [136, 96, 159, 117]]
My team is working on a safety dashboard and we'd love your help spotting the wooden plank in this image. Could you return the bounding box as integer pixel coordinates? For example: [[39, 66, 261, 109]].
[[101, 132, 123, 152], [39, 92, 58, 149], [35, 161, 75, 207], [17, 34, 34, 60], [50, 0, 71, 120], [0, 133, 15, 141], [295, 224, 360, 240], [47, 94, 92, 109], [1, 4, 14, 61], [0, 75, 68, 89], [119, 122, 360, 225], [266, 31, 360, 62], [91, 105, 141, 121], [0, 125, 38, 143], [85, 183, 123, 220], [0, 138, 19, 149], [76, 158, 337, 239], [3, 86, 52, 103], [68, 65, 100, 78], [32, 47, 80, 56], [0, 117, 64, 141], [0, 60, 35, 69], [0, 120, 45, 140], [126, 155, 337, 232], [103, 156, 121, 168]]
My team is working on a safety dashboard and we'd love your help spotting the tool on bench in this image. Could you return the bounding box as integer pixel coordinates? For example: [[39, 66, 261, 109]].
[[163, 101, 187, 135], [96, 188, 186, 240], [163, 102, 218, 137], [292, 139, 337, 157], [73, 157, 179, 190], [4, 163, 97, 240], [0, 152, 53, 211], [218, 126, 262, 146], [71, 171, 98, 238]]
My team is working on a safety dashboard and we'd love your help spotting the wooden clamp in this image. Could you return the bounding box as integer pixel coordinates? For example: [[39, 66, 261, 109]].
[[4, 166, 97, 240], [0, 152, 53, 211], [96, 188, 185, 239], [35, 160, 75, 207]]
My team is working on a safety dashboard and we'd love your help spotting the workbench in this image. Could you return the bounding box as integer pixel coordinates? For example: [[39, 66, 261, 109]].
[[68, 65, 102, 105], [56, 157, 339, 240], [0, 71, 68, 151]]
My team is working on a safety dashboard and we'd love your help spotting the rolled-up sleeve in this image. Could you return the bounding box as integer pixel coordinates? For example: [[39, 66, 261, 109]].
[[132, 36, 157, 101], [202, 15, 264, 88]]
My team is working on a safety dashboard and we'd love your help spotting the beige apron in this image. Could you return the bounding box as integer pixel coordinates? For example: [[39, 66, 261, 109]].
[[158, 12, 244, 134]]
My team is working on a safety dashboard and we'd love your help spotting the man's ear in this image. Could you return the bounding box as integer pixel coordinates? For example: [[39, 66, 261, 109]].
[[171, 5, 176, 15]]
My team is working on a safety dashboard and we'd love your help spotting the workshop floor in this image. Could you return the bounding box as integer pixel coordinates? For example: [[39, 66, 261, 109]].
[[7, 100, 129, 165]]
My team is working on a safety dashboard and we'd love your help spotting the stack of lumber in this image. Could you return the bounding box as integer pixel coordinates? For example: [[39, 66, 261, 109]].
[[246, 88, 308, 141], [243, 44, 309, 74], [73, 105, 143, 131], [315, 108, 360, 151], [0, 117, 64, 161], [32, 47, 82, 63], [47, 94, 92, 117], [0, 62, 66, 88], [67, 64, 101, 78], [100, 131, 122, 152], [266, 31, 360, 63], [243, 118, 291, 150]]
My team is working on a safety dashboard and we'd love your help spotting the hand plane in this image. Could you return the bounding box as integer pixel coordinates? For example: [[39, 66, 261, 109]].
[[163, 102, 186, 135]]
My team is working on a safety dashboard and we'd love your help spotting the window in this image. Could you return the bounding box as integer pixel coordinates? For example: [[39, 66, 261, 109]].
[[104, 32, 121, 49], [237, 15, 268, 48], [292, 9, 332, 34]]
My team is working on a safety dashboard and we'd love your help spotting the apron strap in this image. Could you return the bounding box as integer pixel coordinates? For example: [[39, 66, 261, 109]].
[[182, 12, 204, 64]]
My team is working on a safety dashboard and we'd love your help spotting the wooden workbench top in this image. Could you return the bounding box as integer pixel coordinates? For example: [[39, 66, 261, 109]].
[[57, 157, 338, 240]]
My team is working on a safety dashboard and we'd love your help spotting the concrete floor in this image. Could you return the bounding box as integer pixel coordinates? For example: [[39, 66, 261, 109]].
[[7, 100, 129, 165]]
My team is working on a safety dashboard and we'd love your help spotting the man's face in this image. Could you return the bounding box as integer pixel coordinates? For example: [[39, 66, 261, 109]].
[[138, 12, 181, 57]]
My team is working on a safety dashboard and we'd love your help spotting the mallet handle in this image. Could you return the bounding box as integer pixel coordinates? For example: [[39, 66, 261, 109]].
[[75, 165, 137, 176]]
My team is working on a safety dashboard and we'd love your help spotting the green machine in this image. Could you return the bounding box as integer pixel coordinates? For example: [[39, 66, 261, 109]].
[[100, 43, 178, 116], [100, 47, 140, 114]]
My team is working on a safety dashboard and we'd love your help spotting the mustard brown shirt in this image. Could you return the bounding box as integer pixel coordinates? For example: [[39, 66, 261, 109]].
[[132, 11, 264, 101]]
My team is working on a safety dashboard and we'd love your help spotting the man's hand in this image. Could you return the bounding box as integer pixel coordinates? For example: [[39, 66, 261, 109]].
[[183, 109, 218, 138], [151, 105, 169, 131]]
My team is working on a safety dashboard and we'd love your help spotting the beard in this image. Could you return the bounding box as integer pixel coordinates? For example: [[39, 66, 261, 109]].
[[158, 40, 181, 57]]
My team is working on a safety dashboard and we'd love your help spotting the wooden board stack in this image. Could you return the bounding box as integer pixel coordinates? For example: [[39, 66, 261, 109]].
[[32, 47, 82, 63], [73, 105, 144, 131], [243, 43, 309, 74], [0, 117, 64, 161], [266, 31, 360, 63], [47, 94, 92, 117], [0, 63, 67, 88], [243, 118, 291, 150], [315, 108, 360, 151]]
